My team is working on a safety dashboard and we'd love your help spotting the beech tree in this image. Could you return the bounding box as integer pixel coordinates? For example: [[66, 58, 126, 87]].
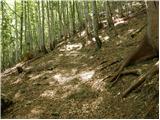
[[92, 1, 102, 50], [1, 0, 145, 71]]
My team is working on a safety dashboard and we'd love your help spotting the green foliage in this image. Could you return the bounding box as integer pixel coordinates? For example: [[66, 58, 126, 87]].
[[1, 0, 144, 71]]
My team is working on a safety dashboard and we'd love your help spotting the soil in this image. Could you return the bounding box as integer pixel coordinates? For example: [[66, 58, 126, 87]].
[[1, 11, 159, 119]]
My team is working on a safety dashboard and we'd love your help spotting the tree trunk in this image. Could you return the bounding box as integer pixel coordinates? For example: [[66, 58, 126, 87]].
[[84, 1, 92, 40], [71, 1, 76, 35], [50, 1, 56, 49], [57, 1, 63, 39], [24, 1, 28, 54], [46, 1, 53, 51], [14, 1, 19, 62], [105, 1, 117, 36], [20, 0, 23, 58], [92, 1, 102, 50], [41, 1, 48, 53], [146, 1, 159, 53], [1, 1, 5, 70], [110, 1, 159, 83], [36, 1, 42, 52], [27, 1, 33, 53]]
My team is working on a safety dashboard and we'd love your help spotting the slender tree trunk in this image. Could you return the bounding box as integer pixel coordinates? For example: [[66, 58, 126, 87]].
[[105, 1, 117, 36], [27, 1, 33, 53], [24, 1, 28, 54], [92, 1, 102, 50], [20, 0, 23, 58], [75, 1, 84, 31], [1, 1, 5, 70], [41, 1, 48, 53], [105, 1, 114, 28], [66, 2, 70, 38], [72, 1, 76, 34], [50, 1, 56, 49], [118, 2, 124, 17], [84, 1, 92, 40], [70, 1, 76, 35], [14, 1, 19, 62], [62, 2, 67, 39], [37, 1, 42, 52], [46, 1, 53, 51], [57, 1, 63, 39]]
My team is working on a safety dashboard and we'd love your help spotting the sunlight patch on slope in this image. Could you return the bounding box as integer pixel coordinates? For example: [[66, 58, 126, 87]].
[[91, 78, 106, 92], [104, 35, 110, 41], [29, 106, 44, 118], [79, 70, 95, 81], [29, 72, 46, 81], [127, 29, 136, 34], [12, 78, 22, 85], [53, 74, 76, 84], [14, 90, 22, 100], [61, 84, 79, 99], [40, 90, 57, 98], [113, 17, 128, 27], [51, 69, 95, 85], [91, 96, 103, 110], [65, 43, 83, 51], [65, 51, 80, 57]]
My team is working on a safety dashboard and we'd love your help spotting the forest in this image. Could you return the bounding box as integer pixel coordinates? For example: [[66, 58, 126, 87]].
[[1, 0, 159, 119]]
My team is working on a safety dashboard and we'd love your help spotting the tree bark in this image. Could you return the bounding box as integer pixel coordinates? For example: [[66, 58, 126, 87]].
[[20, 0, 23, 58], [46, 1, 53, 51], [41, 1, 48, 53], [92, 1, 102, 50]]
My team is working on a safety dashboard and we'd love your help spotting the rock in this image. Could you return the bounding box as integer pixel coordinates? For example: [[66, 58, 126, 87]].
[[1, 94, 13, 114]]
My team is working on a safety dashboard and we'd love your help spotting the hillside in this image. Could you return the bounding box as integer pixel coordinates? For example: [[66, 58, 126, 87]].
[[1, 10, 158, 119]]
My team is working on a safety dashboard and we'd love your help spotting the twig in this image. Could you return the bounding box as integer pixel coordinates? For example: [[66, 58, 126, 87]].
[[110, 73, 121, 87]]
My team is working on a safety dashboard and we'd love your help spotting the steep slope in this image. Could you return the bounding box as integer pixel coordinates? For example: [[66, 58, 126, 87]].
[[1, 12, 158, 119]]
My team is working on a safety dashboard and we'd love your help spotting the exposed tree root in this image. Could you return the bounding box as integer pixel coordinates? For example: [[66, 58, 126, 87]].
[[103, 69, 141, 83], [110, 69, 141, 87], [121, 69, 141, 76], [122, 62, 159, 98], [110, 73, 121, 86], [99, 59, 120, 71]]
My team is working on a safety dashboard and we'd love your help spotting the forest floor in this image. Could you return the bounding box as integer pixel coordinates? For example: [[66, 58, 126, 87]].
[[1, 12, 159, 119]]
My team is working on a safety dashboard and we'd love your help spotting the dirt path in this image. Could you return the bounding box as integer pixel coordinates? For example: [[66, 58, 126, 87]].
[[1, 13, 158, 119]]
